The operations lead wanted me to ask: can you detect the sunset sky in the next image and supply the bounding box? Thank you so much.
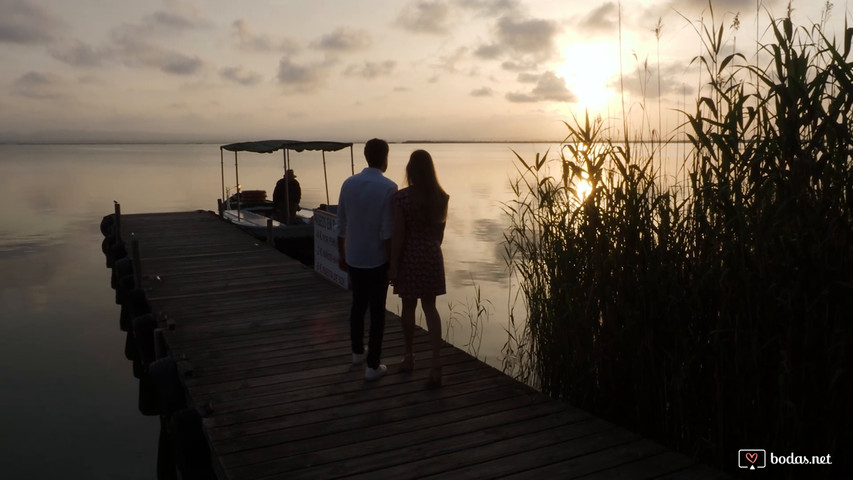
[0,0,847,142]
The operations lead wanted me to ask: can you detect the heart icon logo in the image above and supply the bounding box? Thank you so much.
[745,452,758,464]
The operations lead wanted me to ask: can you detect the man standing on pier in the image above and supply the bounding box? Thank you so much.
[335,138,398,381]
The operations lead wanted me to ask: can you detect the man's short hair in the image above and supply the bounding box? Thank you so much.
[364,138,389,168]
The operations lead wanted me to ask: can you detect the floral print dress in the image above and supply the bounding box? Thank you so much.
[392,187,446,298]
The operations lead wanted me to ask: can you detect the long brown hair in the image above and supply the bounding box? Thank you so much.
[405,149,449,224]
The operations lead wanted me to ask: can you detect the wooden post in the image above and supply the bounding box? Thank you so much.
[217,198,224,217]
[131,233,142,289]
[114,201,122,243]
[266,218,274,246]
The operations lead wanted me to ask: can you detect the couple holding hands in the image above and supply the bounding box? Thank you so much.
[335,138,449,388]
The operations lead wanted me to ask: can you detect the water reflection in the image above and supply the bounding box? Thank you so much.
[472,218,506,242]
[469,183,492,199]
[450,260,509,286]
[0,240,65,291]
[0,147,161,478]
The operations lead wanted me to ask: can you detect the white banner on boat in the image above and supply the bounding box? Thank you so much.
[313,209,349,289]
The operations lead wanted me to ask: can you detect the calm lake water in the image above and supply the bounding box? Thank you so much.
[0,141,564,478]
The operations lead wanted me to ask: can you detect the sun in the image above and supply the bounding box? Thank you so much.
[556,41,619,114]
[575,175,593,202]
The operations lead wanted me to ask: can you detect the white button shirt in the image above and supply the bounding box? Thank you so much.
[335,167,398,268]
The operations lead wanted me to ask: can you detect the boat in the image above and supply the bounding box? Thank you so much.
[217,140,354,266]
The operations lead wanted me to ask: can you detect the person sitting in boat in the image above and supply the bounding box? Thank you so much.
[273,169,301,223]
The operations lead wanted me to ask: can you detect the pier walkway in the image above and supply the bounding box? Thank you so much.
[118,209,728,479]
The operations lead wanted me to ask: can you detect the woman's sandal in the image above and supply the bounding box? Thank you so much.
[400,354,415,373]
[425,367,442,389]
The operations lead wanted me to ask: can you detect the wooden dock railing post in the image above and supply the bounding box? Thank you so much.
[267,218,274,246]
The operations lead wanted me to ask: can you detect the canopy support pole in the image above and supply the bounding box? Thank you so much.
[284,149,291,224]
[235,151,241,220]
[220,148,225,205]
[323,151,330,205]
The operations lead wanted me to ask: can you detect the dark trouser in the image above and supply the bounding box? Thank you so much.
[348,263,389,369]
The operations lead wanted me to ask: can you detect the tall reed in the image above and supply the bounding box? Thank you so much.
[504,11,852,477]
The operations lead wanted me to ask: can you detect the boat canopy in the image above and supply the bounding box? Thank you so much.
[221,140,353,154]
[220,139,355,213]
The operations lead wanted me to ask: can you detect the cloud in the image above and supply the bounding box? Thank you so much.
[500,59,537,72]
[48,39,112,67]
[13,71,65,99]
[277,57,327,92]
[505,92,538,103]
[626,0,765,34]
[0,0,65,45]
[110,0,207,41]
[457,0,520,17]
[673,0,762,11]
[144,0,208,32]
[573,2,618,34]
[49,2,208,75]
[220,66,264,86]
[76,74,104,85]
[110,30,203,75]
[495,16,561,60]
[617,60,696,99]
[435,46,469,73]
[49,27,203,74]
[473,43,503,59]
[506,71,575,103]
[517,72,539,83]
[396,0,452,34]
[474,14,562,69]
[470,86,493,97]
[533,72,576,101]
[343,60,396,79]
[160,52,203,75]
[314,27,371,52]
[44,2,208,72]
[232,19,299,53]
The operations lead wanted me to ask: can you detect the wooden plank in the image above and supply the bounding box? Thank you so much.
[226,399,578,478]
[116,210,728,480]
[571,450,700,479]
[654,463,735,479]
[217,387,551,458]
[209,383,530,444]
[286,418,624,480]
[493,439,667,479]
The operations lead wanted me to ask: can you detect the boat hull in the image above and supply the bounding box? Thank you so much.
[221,208,313,240]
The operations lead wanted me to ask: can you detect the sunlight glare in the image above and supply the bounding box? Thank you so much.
[575,173,593,202]
[557,42,617,114]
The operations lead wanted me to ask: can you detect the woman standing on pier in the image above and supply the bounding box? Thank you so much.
[389,149,449,388]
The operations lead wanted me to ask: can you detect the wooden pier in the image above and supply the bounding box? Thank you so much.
[117,209,729,479]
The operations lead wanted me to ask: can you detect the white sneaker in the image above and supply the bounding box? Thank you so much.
[352,348,367,365]
[364,364,387,381]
